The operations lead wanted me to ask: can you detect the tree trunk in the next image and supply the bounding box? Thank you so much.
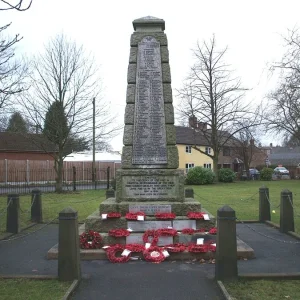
[55,157,64,193]
[213,156,219,182]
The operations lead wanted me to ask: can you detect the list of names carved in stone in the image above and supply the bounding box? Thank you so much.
[132,36,167,164]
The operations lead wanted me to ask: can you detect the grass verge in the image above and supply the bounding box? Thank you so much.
[0,190,105,234]
[0,278,71,300]
[192,180,300,233]
[224,279,300,300]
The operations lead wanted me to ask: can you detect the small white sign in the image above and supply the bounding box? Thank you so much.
[101,214,107,220]
[102,245,110,249]
[197,238,204,245]
[127,228,133,232]
[162,250,170,257]
[88,241,92,244]
[203,214,210,220]
[167,226,173,229]
[212,243,216,247]
[121,249,131,257]
[145,243,151,249]
[130,257,139,261]
[137,215,144,221]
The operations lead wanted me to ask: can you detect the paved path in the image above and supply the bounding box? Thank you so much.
[1,222,300,299]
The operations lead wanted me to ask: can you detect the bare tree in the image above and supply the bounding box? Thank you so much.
[0,23,27,127]
[266,28,300,144]
[177,36,259,180]
[0,0,32,11]
[231,120,263,174]
[21,34,121,192]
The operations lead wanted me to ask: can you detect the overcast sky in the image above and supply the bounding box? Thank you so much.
[2,0,300,150]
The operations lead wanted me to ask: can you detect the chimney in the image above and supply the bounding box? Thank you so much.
[197,122,207,130]
[188,116,197,128]
[270,143,273,148]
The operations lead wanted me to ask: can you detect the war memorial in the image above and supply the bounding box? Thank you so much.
[48,16,254,262]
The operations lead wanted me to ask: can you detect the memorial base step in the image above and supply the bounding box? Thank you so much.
[99,198,201,216]
[85,210,215,233]
[47,237,254,260]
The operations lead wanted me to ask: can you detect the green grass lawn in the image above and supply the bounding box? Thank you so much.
[1,181,300,234]
[224,279,300,300]
[0,278,71,300]
[0,190,105,234]
[192,180,300,233]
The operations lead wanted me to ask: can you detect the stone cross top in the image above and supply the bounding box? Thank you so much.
[116,16,184,203]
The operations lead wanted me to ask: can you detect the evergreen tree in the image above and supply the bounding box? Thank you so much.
[6,111,28,133]
[43,101,69,144]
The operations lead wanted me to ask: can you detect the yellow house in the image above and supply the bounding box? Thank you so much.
[176,126,214,173]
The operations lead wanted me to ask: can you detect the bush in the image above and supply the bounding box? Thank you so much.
[185,166,215,185]
[218,168,236,183]
[260,167,273,181]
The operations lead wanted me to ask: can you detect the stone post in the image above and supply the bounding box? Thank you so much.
[58,207,81,281]
[185,188,194,198]
[280,189,294,233]
[215,206,238,280]
[72,166,76,192]
[107,166,110,190]
[259,186,270,222]
[106,189,115,199]
[31,189,43,223]
[6,193,20,233]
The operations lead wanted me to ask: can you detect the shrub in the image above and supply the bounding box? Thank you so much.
[185,166,215,185]
[218,168,236,183]
[260,167,273,181]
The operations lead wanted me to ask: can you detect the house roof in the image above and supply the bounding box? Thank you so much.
[64,151,121,162]
[176,126,210,146]
[0,132,57,153]
[269,146,300,166]
[175,126,239,147]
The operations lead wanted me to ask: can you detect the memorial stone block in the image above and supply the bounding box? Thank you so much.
[127,220,172,231]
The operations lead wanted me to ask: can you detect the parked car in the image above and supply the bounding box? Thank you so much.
[274,167,289,175]
[249,168,260,180]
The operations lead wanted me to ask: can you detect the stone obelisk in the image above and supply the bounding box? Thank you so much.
[116,16,185,203]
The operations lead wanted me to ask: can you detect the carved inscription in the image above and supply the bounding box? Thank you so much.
[172,220,196,230]
[129,204,171,215]
[123,176,177,198]
[133,36,167,164]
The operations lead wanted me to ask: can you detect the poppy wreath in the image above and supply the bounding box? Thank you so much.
[142,229,159,246]
[80,230,102,249]
[187,244,208,253]
[107,212,122,218]
[143,246,166,263]
[126,243,145,253]
[156,228,178,237]
[187,212,204,219]
[164,243,186,253]
[109,228,131,237]
[207,243,216,252]
[125,212,146,220]
[106,244,131,263]
[181,228,195,235]
[209,227,217,235]
[155,212,176,220]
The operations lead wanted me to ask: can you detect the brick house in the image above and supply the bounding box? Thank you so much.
[0,132,57,161]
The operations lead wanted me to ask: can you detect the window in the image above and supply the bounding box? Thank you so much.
[205,147,211,154]
[186,145,192,153]
[223,147,230,156]
[204,163,212,169]
[185,163,194,173]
